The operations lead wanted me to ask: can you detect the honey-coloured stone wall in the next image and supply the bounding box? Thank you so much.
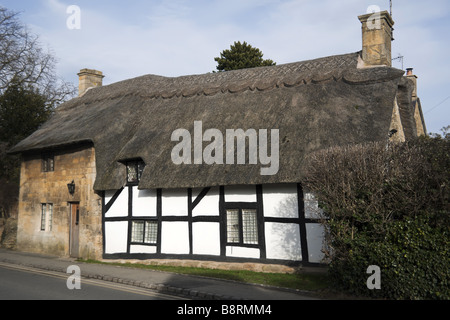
[16,144,103,260]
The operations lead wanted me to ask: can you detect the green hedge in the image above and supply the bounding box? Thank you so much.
[328,216,449,299]
[304,135,449,300]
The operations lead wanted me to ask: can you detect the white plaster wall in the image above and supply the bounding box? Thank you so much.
[130,245,157,254]
[192,187,220,216]
[226,246,260,258]
[104,190,115,205]
[105,189,128,218]
[262,184,298,218]
[192,222,220,256]
[161,221,189,254]
[304,190,324,219]
[103,184,326,263]
[104,221,128,254]
[306,223,325,263]
[162,189,188,216]
[265,222,302,261]
[224,185,257,202]
[133,187,157,217]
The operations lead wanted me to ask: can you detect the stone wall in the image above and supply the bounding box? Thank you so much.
[16,144,103,259]
[0,218,17,249]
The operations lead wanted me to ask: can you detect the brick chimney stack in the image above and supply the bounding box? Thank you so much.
[358,10,394,67]
[77,69,104,97]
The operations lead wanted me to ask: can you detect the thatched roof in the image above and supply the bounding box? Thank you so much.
[9,51,413,191]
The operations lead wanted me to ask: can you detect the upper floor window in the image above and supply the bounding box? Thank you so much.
[126,160,145,184]
[42,154,54,172]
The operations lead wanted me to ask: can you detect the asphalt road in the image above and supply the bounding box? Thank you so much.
[0,263,189,300]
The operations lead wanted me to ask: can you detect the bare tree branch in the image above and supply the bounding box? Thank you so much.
[0,6,76,108]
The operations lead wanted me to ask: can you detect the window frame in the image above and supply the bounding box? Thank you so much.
[130,219,158,245]
[40,203,46,231]
[225,207,259,247]
[42,154,54,172]
[40,203,53,232]
[126,160,145,185]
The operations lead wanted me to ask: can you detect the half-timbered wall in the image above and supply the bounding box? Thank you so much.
[103,183,324,265]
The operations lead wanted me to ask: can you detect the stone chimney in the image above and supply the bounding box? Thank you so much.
[405,68,426,136]
[358,10,394,67]
[77,69,104,97]
[405,68,418,98]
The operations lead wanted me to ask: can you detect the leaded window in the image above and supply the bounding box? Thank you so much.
[40,203,53,231]
[226,208,258,245]
[131,221,144,242]
[127,161,145,184]
[144,221,158,244]
[226,209,240,243]
[242,209,258,244]
[48,204,53,231]
[131,220,158,244]
[40,204,47,231]
[42,154,54,172]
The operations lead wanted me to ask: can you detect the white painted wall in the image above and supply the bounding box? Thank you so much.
[104,221,128,254]
[133,187,157,217]
[304,189,324,219]
[262,184,298,218]
[265,222,302,261]
[130,245,157,254]
[306,223,325,263]
[162,189,188,216]
[224,185,257,202]
[161,221,190,254]
[105,189,128,218]
[226,246,260,259]
[103,184,325,263]
[192,187,220,216]
[192,222,220,256]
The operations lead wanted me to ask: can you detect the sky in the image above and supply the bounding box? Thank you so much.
[1,0,449,134]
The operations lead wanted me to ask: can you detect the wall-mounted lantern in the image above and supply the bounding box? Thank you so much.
[67,180,75,196]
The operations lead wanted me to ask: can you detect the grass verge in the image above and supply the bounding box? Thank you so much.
[78,259,329,292]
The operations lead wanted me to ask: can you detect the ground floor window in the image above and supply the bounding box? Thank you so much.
[131,220,157,244]
[40,203,53,231]
[226,208,258,245]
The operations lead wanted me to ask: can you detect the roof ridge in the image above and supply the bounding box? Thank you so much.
[69,52,361,105]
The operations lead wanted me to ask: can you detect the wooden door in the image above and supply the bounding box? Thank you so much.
[69,203,80,258]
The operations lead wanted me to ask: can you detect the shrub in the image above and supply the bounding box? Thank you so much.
[303,136,449,299]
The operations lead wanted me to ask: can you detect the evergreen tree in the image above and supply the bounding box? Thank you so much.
[0,80,52,183]
[214,41,276,71]
[0,79,51,146]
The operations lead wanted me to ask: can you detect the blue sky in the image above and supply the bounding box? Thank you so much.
[1,0,449,134]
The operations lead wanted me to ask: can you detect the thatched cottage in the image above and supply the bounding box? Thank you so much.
[9,11,426,267]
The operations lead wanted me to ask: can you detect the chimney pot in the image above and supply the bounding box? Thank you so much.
[405,68,418,98]
[77,69,104,97]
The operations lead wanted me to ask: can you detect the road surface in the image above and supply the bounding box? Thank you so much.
[0,262,189,300]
